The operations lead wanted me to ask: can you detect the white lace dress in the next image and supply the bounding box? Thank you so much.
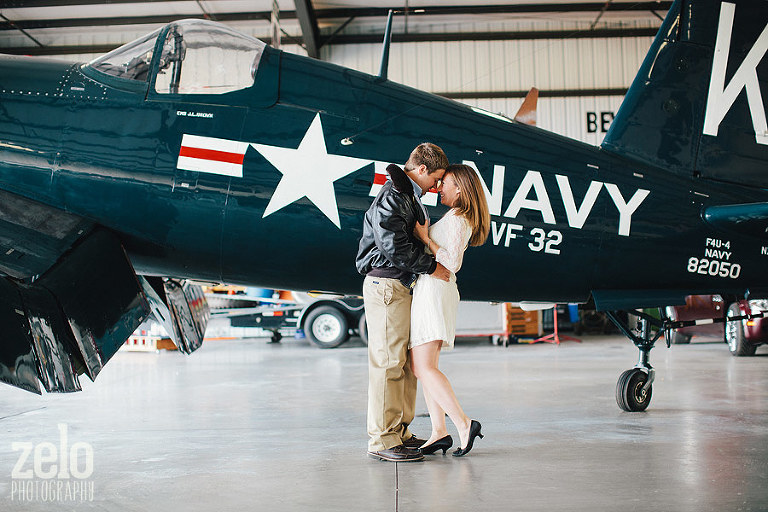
[410,210,472,350]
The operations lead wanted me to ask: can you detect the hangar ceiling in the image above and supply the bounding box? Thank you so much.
[0,1,670,57]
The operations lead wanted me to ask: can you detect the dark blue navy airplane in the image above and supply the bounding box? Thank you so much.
[1,0,766,410]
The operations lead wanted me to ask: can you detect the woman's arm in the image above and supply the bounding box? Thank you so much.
[429,213,472,274]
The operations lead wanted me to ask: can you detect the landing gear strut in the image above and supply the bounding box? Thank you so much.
[606,311,664,412]
[606,304,765,411]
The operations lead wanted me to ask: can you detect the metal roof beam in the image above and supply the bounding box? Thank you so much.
[0,1,672,14]
[2,43,116,55]
[0,26,659,56]
[0,11,43,45]
[0,12,273,31]
[0,3,672,31]
[314,2,672,18]
[322,27,660,45]
[293,0,320,58]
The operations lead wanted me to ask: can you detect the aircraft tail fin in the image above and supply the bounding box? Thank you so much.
[601,0,768,188]
[514,87,539,126]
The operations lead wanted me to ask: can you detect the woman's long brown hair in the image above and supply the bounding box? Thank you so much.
[445,164,490,246]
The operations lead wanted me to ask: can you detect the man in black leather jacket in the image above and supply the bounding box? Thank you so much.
[356,143,451,462]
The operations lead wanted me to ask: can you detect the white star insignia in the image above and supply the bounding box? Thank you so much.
[252,114,372,228]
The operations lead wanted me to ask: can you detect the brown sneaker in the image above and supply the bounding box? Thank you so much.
[367,444,424,462]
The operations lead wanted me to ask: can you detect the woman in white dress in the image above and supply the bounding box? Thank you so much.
[410,164,490,457]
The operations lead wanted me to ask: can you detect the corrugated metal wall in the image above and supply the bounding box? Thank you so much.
[1,17,656,145]
[319,19,655,145]
[468,95,627,147]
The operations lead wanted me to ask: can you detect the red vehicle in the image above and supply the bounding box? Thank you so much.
[725,300,768,356]
[665,295,768,356]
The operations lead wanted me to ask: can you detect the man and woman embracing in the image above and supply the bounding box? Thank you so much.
[356,143,490,462]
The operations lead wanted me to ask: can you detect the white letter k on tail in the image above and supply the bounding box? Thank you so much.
[703,2,768,145]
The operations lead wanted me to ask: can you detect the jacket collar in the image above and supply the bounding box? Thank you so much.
[386,164,415,195]
[387,163,426,224]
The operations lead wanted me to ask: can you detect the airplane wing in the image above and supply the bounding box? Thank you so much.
[0,189,92,280]
[0,189,208,394]
[0,189,95,393]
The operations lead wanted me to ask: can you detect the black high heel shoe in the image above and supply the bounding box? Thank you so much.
[420,435,453,455]
[452,420,483,457]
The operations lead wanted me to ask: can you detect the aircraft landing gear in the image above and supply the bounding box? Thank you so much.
[605,303,764,411]
[606,311,663,412]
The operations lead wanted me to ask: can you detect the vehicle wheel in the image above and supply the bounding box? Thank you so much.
[358,313,368,346]
[305,306,349,348]
[671,331,692,344]
[726,304,757,356]
[616,368,652,412]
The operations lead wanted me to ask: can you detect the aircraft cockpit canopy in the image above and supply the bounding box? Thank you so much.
[87,19,266,95]
[88,28,161,82]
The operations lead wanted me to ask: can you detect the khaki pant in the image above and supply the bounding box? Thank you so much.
[363,276,417,451]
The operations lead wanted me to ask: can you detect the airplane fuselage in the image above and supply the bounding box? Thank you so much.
[2,3,768,400]
[0,43,766,309]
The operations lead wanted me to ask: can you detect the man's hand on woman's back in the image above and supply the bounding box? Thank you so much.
[431,262,450,282]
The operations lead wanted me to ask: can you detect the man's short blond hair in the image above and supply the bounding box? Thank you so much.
[404,143,449,175]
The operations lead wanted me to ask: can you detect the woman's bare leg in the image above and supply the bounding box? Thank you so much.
[409,353,447,446]
[411,340,472,448]
[422,384,448,445]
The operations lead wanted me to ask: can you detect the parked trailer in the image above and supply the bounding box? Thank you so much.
[212,291,365,348]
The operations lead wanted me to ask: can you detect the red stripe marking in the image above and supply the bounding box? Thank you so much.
[179,146,245,165]
[372,173,436,193]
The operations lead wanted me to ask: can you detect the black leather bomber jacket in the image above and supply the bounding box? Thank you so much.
[355,164,437,290]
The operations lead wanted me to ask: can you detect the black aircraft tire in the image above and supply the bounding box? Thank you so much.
[616,368,652,412]
[726,304,757,357]
[305,306,349,348]
[358,313,368,346]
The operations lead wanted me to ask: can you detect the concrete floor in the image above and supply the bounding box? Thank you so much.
[1,334,767,511]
